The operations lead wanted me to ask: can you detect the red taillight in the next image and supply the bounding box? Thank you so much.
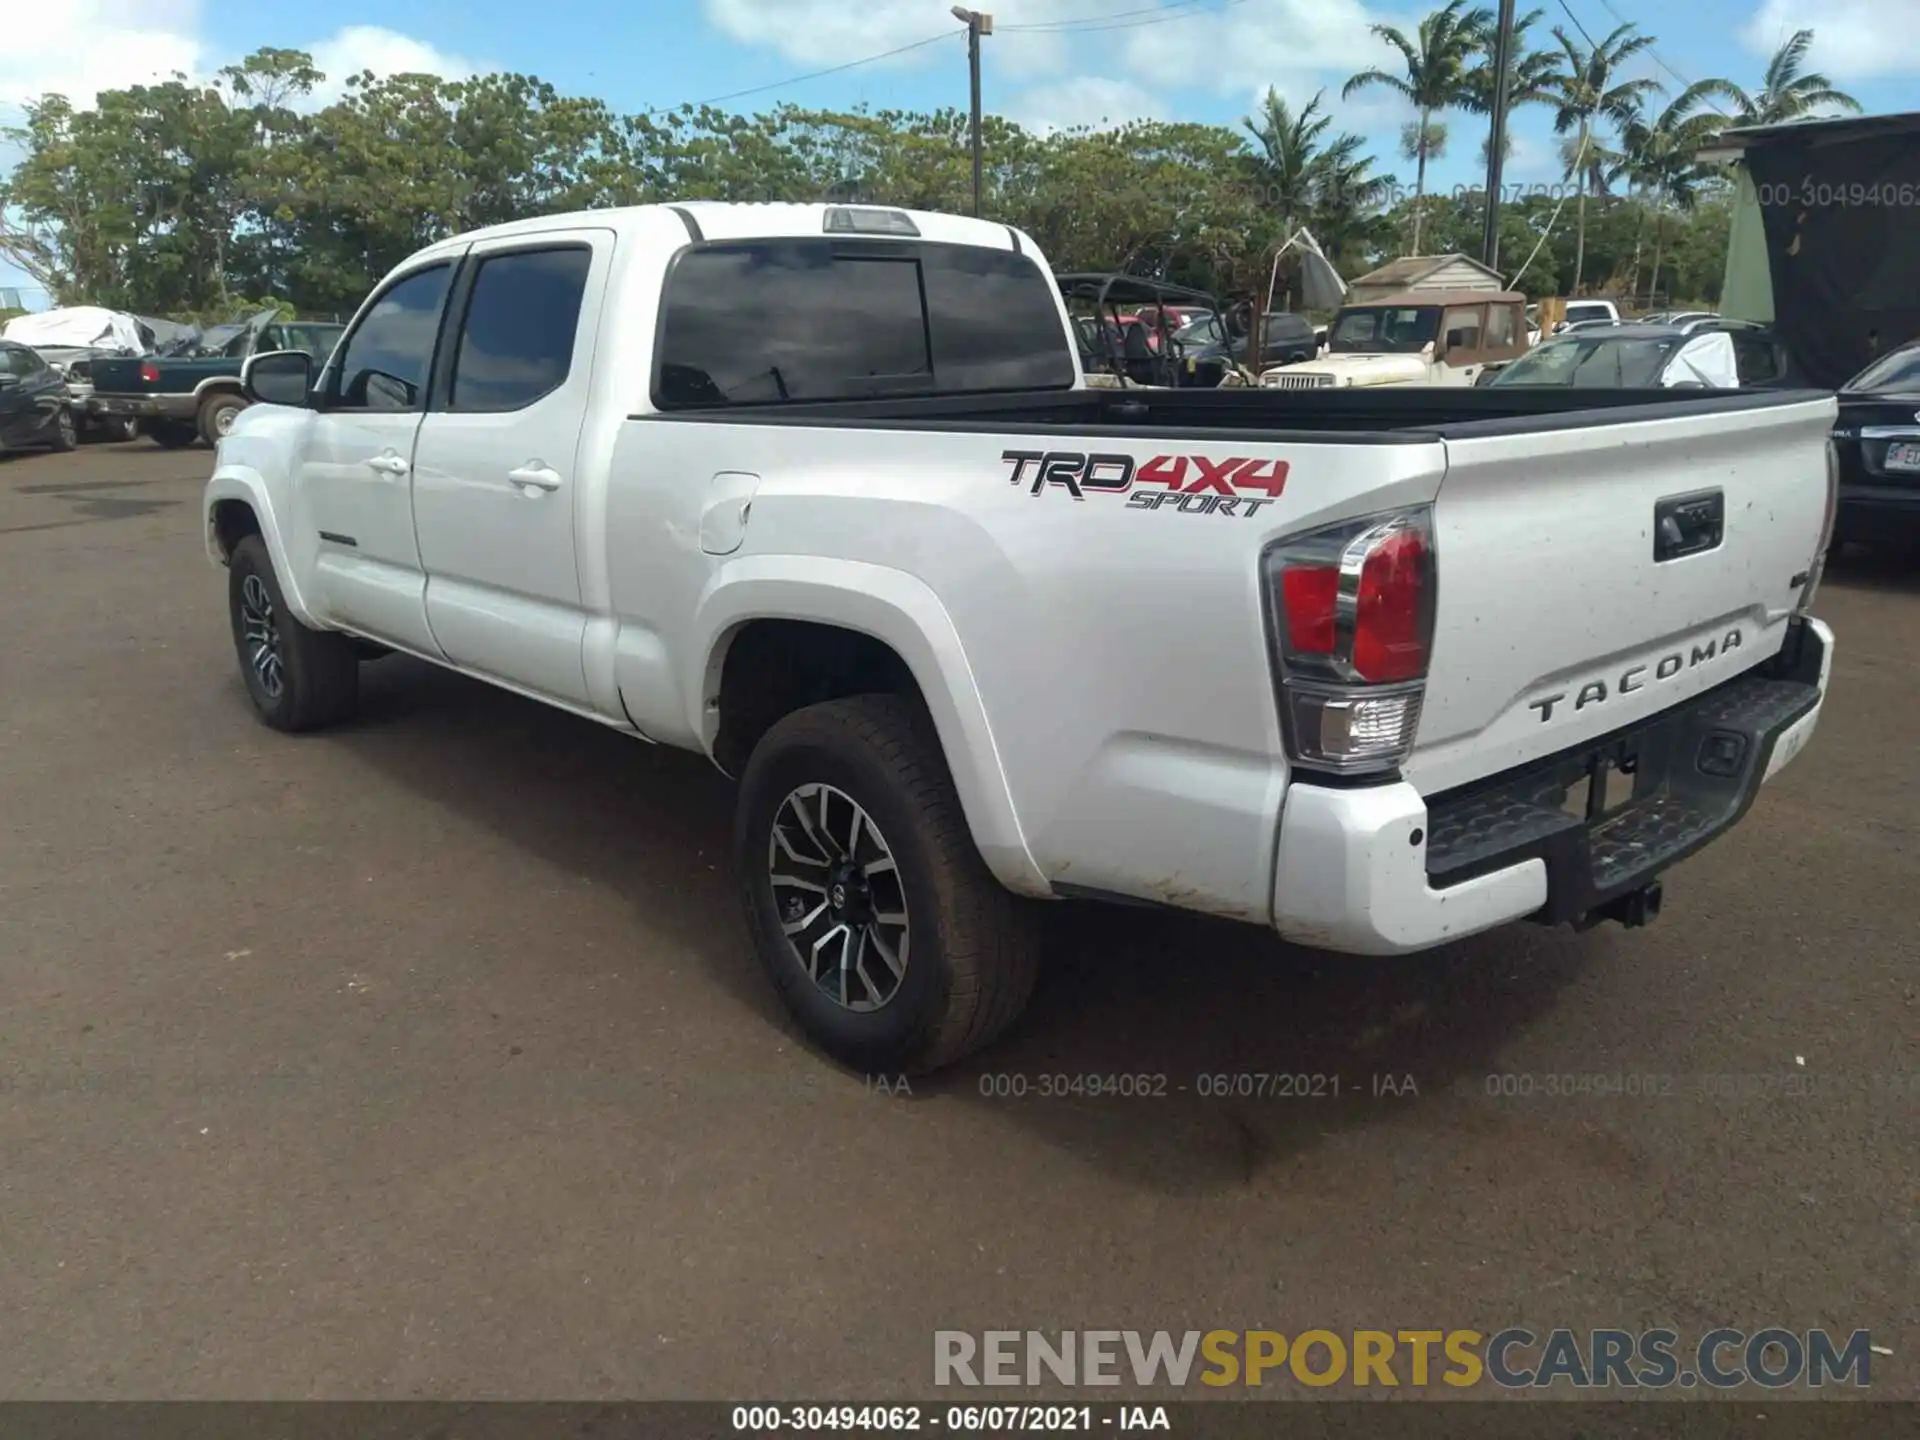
[1281,564,1338,654]
[1266,507,1436,775]
[139,361,160,384]
[1352,527,1431,682]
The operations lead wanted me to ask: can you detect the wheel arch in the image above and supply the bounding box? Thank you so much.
[192,375,248,402]
[203,468,319,626]
[693,557,1049,898]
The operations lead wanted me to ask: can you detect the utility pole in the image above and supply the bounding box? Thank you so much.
[951,7,992,216]
[1480,0,1517,273]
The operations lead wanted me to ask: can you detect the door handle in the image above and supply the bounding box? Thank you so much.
[364,453,409,476]
[508,464,563,493]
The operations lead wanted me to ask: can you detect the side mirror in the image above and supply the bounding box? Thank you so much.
[243,349,314,408]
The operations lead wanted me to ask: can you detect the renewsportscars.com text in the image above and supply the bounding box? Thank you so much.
[933,1328,1875,1390]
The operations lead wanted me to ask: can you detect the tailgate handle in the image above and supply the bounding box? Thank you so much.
[1654,490,1724,563]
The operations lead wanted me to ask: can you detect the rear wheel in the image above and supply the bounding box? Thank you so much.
[149,419,199,449]
[197,391,246,446]
[227,535,360,732]
[734,694,1040,1074]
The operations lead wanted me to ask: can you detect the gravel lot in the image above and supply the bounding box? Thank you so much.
[0,440,1913,1400]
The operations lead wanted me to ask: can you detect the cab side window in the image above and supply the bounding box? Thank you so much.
[1484,303,1517,350]
[329,264,454,411]
[1731,332,1783,386]
[1441,305,1485,362]
[448,247,592,411]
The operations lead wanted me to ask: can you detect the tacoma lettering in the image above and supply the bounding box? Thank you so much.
[1528,629,1745,722]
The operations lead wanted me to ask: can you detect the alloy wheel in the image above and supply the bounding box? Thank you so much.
[768,783,910,1012]
[239,573,285,699]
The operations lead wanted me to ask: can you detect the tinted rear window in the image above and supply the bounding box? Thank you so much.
[655,239,1073,408]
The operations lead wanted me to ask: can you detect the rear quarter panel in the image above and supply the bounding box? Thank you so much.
[606,416,1448,919]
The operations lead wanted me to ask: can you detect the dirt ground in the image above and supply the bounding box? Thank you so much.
[0,440,1912,1400]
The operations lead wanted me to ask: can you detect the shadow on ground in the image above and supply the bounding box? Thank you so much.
[324,655,1597,1195]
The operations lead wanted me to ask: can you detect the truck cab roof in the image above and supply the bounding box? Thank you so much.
[411,202,1030,261]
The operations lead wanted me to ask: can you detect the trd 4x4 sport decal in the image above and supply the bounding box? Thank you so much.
[1000,450,1288,519]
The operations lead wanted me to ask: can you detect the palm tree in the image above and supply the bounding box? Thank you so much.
[1243,89,1347,233]
[1706,29,1863,124]
[1621,83,1727,301]
[1550,21,1663,293]
[1243,89,1389,300]
[1343,0,1492,255]
[1467,8,1568,167]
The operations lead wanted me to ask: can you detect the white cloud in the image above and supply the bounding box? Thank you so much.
[0,0,205,110]
[0,6,478,117]
[1123,0,1387,106]
[301,26,483,107]
[1005,76,1167,135]
[1742,0,1920,81]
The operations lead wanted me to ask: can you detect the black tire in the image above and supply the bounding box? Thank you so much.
[149,419,199,449]
[227,535,360,732]
[49,406,77,452]
[197,391,247,446]
[735,694,1040,1074]
[87,414,140,444]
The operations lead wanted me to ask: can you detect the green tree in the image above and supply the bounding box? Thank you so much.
[1705,29,1862,125]
[1343,0,1492,255]
[1241,89,1389,295]
[1549,20,1662,294]
[1620,83,1726,302]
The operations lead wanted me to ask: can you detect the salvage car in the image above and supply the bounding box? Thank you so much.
[1485,321,1804,391]
[1830,337,1920,552]
[0,340,79,453]
[92,310,345,448]
[1,306,149,440]
[1259,290,1531,390]
[204,202,1838,1074]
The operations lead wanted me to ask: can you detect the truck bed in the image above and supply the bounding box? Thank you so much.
[643,383,1833,439]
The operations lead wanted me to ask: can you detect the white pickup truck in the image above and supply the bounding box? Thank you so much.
[205,202,1839,1073]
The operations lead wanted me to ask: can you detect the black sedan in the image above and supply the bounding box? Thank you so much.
[1831,340,1920,553]
[0,340,79,454]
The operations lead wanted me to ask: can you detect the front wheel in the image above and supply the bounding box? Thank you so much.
[734,694,1040,1074]
[227,535,360,731]
[50,406,77,452]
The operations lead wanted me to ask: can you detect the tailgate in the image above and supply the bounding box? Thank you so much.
[88,358,150,395]
[1408,395,1834,796]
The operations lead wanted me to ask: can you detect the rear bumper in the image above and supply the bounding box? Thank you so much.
[93,394,197,421]
[1271,616,1834,955]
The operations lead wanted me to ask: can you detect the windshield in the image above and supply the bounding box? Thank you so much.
[1491,334,1679,387]
[1847,345,1920,393]
[1328,306,1439,354]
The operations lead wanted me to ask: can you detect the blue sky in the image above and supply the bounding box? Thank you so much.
[4,0,1914,305]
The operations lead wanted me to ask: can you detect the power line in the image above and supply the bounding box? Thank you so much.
[1001,0,1251,34]
[643,31,959,115]
[1000,1,1205,32]
[1589,0,1733,117]
[1551,0,1602,54]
